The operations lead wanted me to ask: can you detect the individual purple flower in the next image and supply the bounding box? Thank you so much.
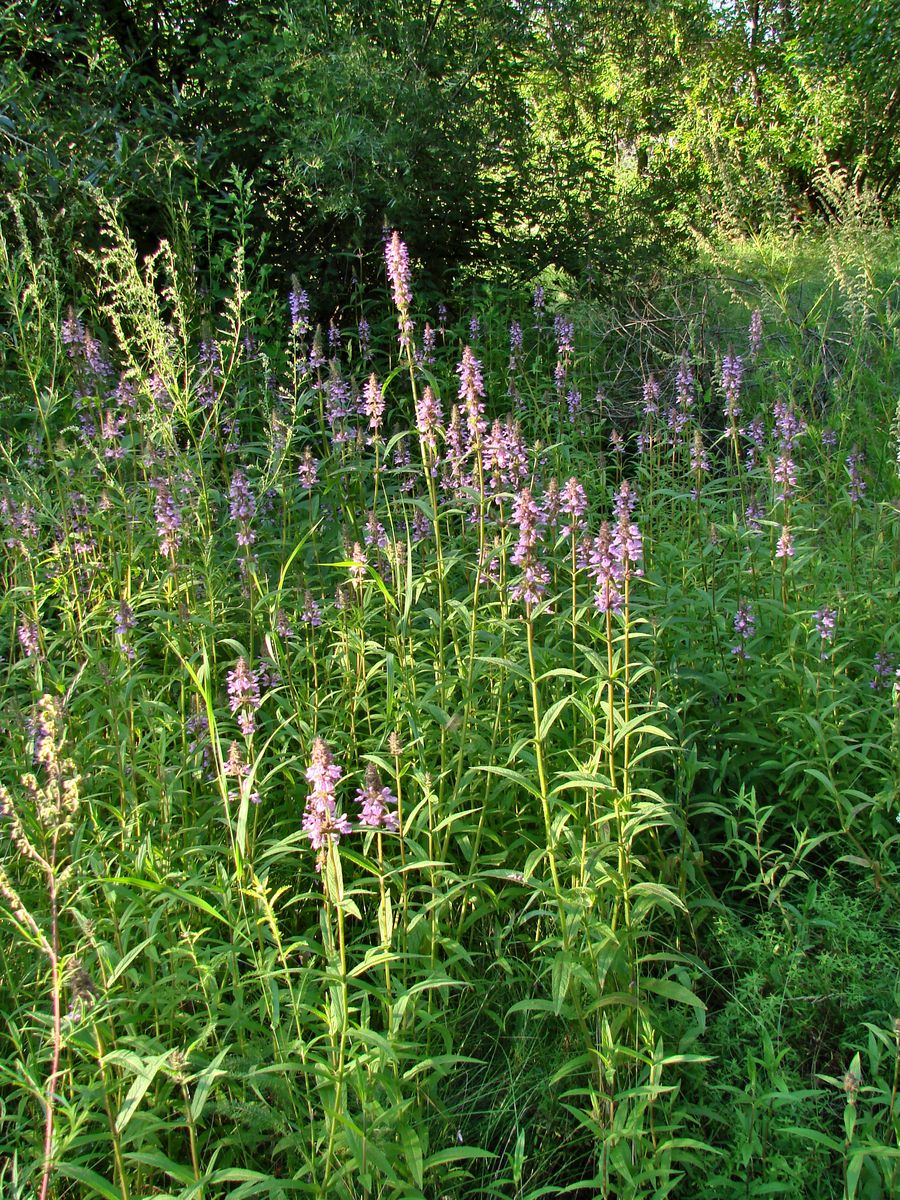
[610,429,625,456]
[385,231,414,350]
[775,523,794,558]
[356,763,399,831]
[227,657,261,738]
[721,352,743,421]
[822,427,837,451]
[298,447,319,490]
[303,737,350,866]
[437,302,448,333]
[468,314,480,343]
[18,619,40,658]
[229,470,257,547]
[749,309,763,358]
[732,602,756,659]
[328,319,341,356]
[566,389,581,423]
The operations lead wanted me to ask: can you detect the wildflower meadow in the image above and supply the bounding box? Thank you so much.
[0,196,898,1200]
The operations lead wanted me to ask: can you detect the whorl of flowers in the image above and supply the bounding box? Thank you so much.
[303,737,351,867]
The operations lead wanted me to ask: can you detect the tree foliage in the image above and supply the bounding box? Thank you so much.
[1,0,898,292]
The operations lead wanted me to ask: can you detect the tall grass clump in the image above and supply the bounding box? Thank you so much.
[0,199,898,1199]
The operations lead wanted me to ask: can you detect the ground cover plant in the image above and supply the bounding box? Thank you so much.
[0,201,898,1198]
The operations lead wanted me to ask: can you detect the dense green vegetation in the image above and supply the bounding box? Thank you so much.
[1,2,899,1197]
[3,2,900,289]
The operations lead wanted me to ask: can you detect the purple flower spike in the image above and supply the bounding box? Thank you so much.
[732,602,756,659]
[303,737,351,867]
[385,231,414,350]
[588,522,624,614]
[362,373,385,437]
[229,470,257,547]
[775,524,794,559]
[749,309,763,358]
[560,477,588,539]
[415,385,442,456]
[227,657,261,738]
[456,346,486,447]
[721,352,743,421]
[356,763,399,831]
